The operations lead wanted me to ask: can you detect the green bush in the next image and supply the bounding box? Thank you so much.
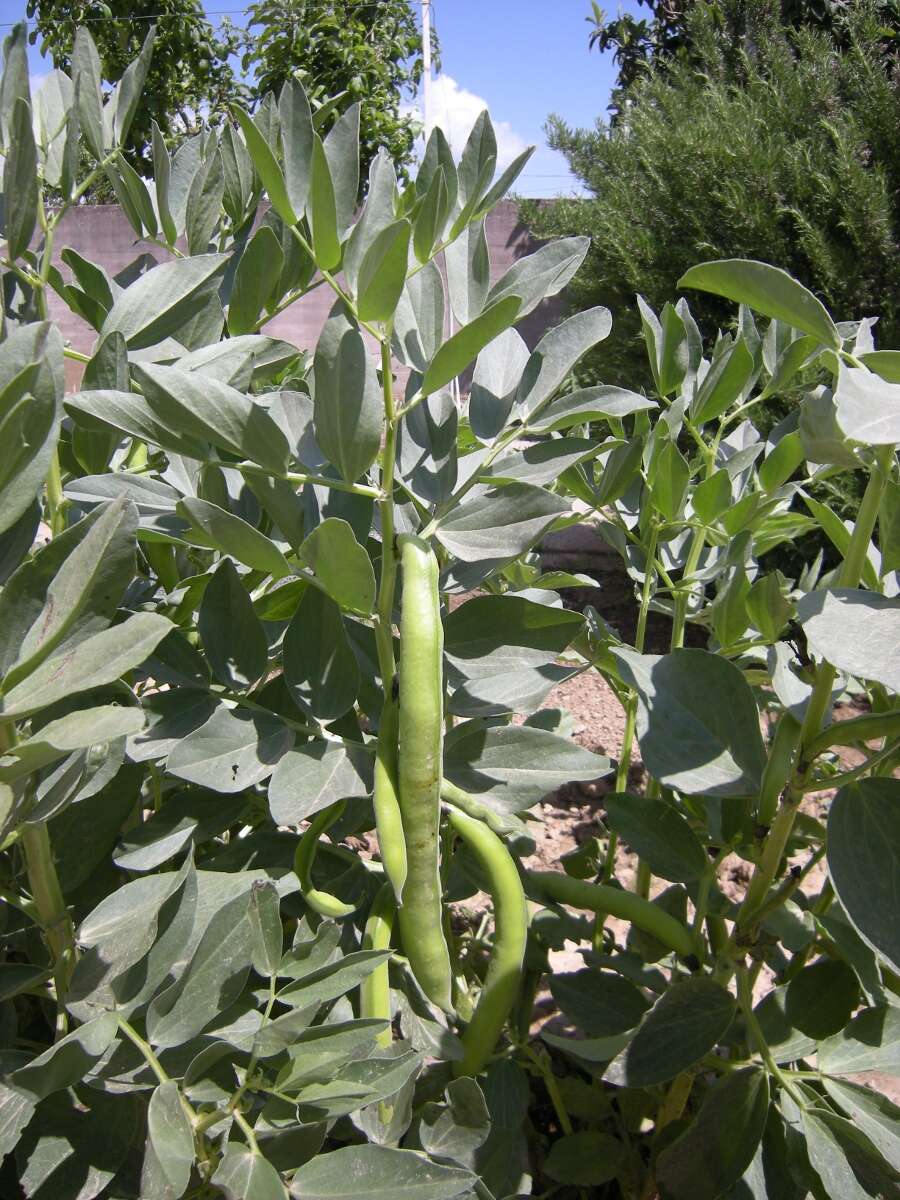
[0,20,898,1200]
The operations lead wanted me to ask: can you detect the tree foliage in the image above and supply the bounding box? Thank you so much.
[524,1,900,391]
[26,0,246,173]
[243,0,430,181]
[28,0,429,185]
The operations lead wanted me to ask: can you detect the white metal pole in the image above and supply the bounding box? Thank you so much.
[422,0,432,139]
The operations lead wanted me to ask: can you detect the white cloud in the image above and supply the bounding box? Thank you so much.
[403,74,528,169]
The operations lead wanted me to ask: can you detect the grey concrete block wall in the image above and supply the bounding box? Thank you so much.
[46,199,565,391]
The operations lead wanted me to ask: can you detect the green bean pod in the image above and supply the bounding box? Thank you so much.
[527,870,696,961]
[360,881,395,1048]
[373,695,407,902]
[294,799,356,919]
[395,534,453,1013]
[448,808,528,1077]
[757,712,802,827]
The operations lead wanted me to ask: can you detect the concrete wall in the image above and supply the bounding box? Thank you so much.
[47,200,563,390]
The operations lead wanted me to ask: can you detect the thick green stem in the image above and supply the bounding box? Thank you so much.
[21,823,75,1033]
[671,526,706,649]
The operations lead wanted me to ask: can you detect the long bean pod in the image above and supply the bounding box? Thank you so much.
[294,799,356,918]
[395,534,453,1012]
[448,808,528,1076]
[527,870,696,960]
[373,694,407,901]
[360,881,395,1048]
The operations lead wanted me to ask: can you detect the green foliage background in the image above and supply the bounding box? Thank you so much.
[523,0,900,391]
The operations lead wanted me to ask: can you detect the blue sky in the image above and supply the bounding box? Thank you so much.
[0,0,645,196]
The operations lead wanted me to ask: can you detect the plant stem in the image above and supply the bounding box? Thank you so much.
[737,966,805,1105]
[20,820,74,1037]
[521,1042,573,1136]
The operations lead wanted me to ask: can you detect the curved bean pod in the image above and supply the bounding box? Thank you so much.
[757,712,801,826]
[527,870,696,960]
[360,881,395,1049]
[448,808,528,1077]
[293,799,356,919]
[395,534,453,1012]
[373,694,407,902]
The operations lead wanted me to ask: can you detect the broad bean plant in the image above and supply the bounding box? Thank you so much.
[0,20,898,1200]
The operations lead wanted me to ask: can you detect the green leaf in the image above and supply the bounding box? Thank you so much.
[71,27,104,160]
[488,236,589,320]
[835,362,900,445]
[619,978,736,1087]
[198,557,269,689]
[277,950,391,1011]
[289,1144,475,1199]
[135,363,290,475]
[822,1079,900,1172]
[214,1144,287,1200]
[101,254,229,350]
[0,612,171,719]
[418,1077,490,1164]
[300,518,375,615]
[650,439,690,522]
[678,260,841,350]
[2,495,137,690]
[413,166,449,263]
[0,322,64,537]
[603,793,707,882]
[182,148,222,254]
[147,885,254,1049]
[444,592,581,716]
[268,741,372,826]
[527,385,656,433]
[421,297,522,397]
[445,220,490,326]
[544,1131,624,1187]
[692,469,732,525]
[435,482,569,564]
[550,969,649,1036]
[796,589,900,692]
[456,109,497,212]
[828,778,900,976]
[228,226,285,336]
[280,77,315,217]
[114,786,243,871]
[232,103,296,226]
[444,720,610,810]
[65,389,207,461]
[344,151,399,294]
[784,960,860,1040]
[322,103,360,239]
[17,1087,137,1200]
[656,1069,770,1200]
[356,219,411,324]
[517,307,614,417]
[469,328,530,441]
[692,337,754,424]
[0,705,143,782]
[284,587,359,721]
[308,134,340,270]
[248,880,283,978]
[11,1014,119,1100]
[4,97,38,260]
[146,1081,194,1199]
[613,648,767,797]
[818,1005,900,1076]
[179,498,291,579]
[393,261,444,373]
[800,1110,874,1200]
[800,495,879,591]
[166,706,292,794]
[313,310,382,483]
